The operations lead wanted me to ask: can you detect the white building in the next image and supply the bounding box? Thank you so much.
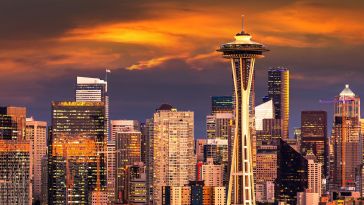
[151,104,195,205]
[213,187,226,205]
[306,153,322,195]
[255,99,274,131]
[26,117,47,203]
[106,142,116,203]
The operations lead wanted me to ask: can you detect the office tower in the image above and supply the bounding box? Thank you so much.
[256,119,282,145]
[190,181,204,205]
[91,191,108,205]
[125,162,147,204]
[75,76,109,140]
[217,18,268,205]
[41,156,48,204]
[150,104,195,204]
[305,153,322,195]
[255,99,274,131]
[255,145,277,203]
[275,139,308,205]
[201,158,224,187]
[301,111,327,177]
[331,84,361,190]
[267,67,290,139]
[49,101,106,204]
[106,142,116,203]
[206,113,233,140]
[0,140,31,204]
[204,139,229,186]
[26,117,47,203]
[0,106,26,140]
[140,123,148,164]
[110,120,139,142]
[195,139,207,162]
[211,96,233,114]
[115,130,141,203]
[145,118,154,204]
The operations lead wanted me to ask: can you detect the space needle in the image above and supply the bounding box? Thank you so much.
[217,16,269,205]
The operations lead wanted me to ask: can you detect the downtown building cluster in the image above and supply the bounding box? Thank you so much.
[1,23,364,205]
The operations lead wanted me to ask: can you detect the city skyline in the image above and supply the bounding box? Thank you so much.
[1,1,364,137]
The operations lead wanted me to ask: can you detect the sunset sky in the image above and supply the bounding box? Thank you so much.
[1,0,364,137]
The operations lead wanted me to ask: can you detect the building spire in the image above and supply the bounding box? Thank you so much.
[241,14,245,32]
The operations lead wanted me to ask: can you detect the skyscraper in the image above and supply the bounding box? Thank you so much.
[75,76,109,140]
[267,67,290,139]
[275,139,308,205]
[26,117,47,204]
[0,106,26,140]
[115,130,141,203]
[201,158,224,187]
[255,99,274,131]
[211,96,234,114]
[149,104,195,204]
[305,153,322,195]
[110,120,140,142]
[0,140,31,204]
[217,17,268,205]
[106,141,116,203]
[331,84,361,190]
[0,106,31,204]
[49,101,107,204]
[301,111,327,177]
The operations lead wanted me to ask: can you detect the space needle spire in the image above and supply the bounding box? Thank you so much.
[217,16,269,205]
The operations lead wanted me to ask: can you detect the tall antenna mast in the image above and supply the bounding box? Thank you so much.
[242,14,245,32]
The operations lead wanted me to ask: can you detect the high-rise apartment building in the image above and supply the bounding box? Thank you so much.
[26,117,47,203]
[195,139,207,162]
[275,139,308,205]
[306,153,322,195]
[267,67,290,139]
[331,84,361,190]
[149,104,195,204]
[75,76,109,140]
[115,130,141,203]
[201,158,224,187]
[49,101,106,204]
[301,111,327,177]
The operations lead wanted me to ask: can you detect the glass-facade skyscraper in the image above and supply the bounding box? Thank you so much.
[48,101,107,204]
[267,67,290,139]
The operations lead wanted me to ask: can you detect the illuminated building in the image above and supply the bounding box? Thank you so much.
[91,190,108,205]
[296,190,320,205]
[201,158,224,187]
[211,96,233,114]
[213,187,226,205]
[150,104,195,205]
[256,119,281,145]
[106,141,116,203]
[140,122,148,164]
[275,139,308,205]
[75,76,109,140]
[266,67,290,139]
[305,153,322,195]
[255,99,274,131]
[0,106,26,140]
[48,101,106,204]
[331,84,361,190]
[110,120,140,142]
[115,130,141,203]
[0,140,31,204]
[217,17,268,205]
[255,145,277,203]
[204,139,229,185]
[26,117,47,204]
[301,111,327,177]
[125,162,147,204]
[206,113,233,140]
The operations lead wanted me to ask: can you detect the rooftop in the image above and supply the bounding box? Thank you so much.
[339,84,355,97]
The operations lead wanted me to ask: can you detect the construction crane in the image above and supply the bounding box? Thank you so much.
[319,97,354,188]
